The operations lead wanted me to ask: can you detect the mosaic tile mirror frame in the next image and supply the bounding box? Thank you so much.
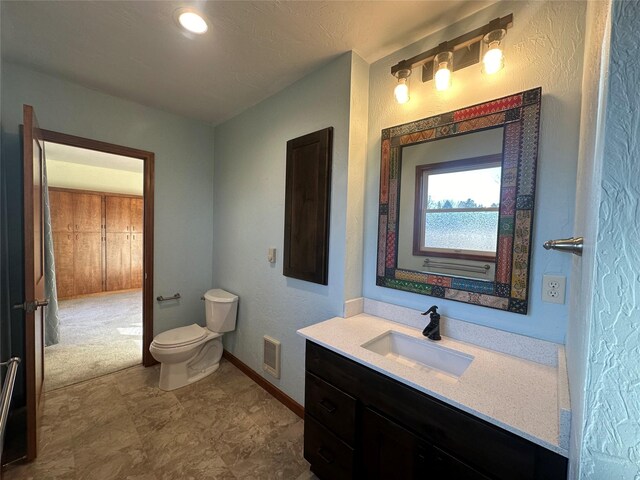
[376,88,542,314]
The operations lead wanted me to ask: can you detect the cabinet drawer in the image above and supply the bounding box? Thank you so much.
[305,372,356,444]
[304,414,355,480]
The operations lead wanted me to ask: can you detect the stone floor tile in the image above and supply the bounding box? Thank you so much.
[6,361,309,480]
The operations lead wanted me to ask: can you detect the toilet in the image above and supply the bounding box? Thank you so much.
[149,289,238,391]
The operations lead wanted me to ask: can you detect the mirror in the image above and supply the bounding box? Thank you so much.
[376,88,541,314]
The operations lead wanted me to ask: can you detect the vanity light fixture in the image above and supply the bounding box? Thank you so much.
[389,14,512,100]
[176,8,209,34]
[393,66,411,104]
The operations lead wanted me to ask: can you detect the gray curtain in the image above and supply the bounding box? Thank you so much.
[43,158,60,346]
[0,153,11,363]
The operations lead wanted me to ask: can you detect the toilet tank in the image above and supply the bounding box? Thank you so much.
[204,289,238,333]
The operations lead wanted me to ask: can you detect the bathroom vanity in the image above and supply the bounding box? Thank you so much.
[298,313,569,480]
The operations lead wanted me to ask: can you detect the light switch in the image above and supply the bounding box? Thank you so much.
[268,247,276,263]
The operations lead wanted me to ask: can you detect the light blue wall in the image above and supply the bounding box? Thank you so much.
[213,52,357,404]
[578,1,640,477]
[363,1,586,344]
[565,0,611,477]
[1,62,215,356]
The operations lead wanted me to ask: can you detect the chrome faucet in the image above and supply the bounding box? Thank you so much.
[421,305,441,341]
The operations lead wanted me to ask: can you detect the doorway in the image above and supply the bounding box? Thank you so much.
[41,129,155,392]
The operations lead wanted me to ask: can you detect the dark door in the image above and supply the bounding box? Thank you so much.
[362,407,492,480]
[21,104,47,460]
[362,407,429,479]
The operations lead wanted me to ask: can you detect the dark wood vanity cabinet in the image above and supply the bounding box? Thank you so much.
[304,341,568,480]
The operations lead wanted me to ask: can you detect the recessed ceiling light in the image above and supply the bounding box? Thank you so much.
[176,9,208,34]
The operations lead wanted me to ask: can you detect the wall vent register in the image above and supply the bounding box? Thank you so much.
[263,335,281,379]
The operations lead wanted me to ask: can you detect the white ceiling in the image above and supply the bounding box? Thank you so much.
[1,1,492,125]
[45,142,144,173]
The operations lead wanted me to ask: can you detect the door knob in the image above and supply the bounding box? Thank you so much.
[543,237,583,256]
[13,299,49,312]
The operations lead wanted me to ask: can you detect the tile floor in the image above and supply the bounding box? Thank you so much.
[5,359,318,480]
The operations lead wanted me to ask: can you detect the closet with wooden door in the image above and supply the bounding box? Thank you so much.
[49,188,144,299]
[105,196,144,291]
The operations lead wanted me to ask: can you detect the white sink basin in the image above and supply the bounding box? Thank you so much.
[362,331,474,378]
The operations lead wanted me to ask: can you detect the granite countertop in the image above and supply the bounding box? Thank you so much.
[298,313,568,457]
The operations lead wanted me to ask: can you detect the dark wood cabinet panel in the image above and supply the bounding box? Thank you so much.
[73,193,102,232]
[131,198,143,234]
[283,127,332,285]
[362,407,430,480]
[304,341,568,480]
[305,372,356,445]
[106,196,131,233]
[106,233,132,291]
[49,190,73,232]
[304,415,355,480]
[431,445,493,480]
[53,232,74,298]
[73,233,102,295]
[131,233,143,289]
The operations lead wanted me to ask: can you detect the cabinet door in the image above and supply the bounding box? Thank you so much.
[131,233,143,289]
[73,233,103,295]
[73,193,102,232]
[362,408,492,480]
[53,232,74,298]
[106,232,131,291]
[362,407,429,480]
[431,445,493,480]
[105,196,131,232]
[49,190,74,232]
[131,198,143,234]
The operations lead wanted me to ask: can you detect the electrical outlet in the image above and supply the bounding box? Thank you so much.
[542,275,566,304]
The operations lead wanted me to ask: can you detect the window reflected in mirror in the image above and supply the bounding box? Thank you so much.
[398,127,503,281]
[417,156,501,259]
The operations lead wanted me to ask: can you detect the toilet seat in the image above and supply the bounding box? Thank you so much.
[152,324,207,348]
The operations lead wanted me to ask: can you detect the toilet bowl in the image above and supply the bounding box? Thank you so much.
[149,289,238,391]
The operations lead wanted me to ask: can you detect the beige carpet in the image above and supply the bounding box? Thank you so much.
[45,290,142,391]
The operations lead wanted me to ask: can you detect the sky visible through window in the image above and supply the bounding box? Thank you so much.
[427,166,501,208]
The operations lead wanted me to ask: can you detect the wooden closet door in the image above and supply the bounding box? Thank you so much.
[131,233,143,289]
[131,198,143,234]
[106,196,131,232]
[53,232,74,298]
[73,232,102,295]
[49,190,73,232]
[106,232,131,291]
[73,193,102,232]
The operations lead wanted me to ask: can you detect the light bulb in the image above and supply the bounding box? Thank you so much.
[394,79,410,104]
[434,63,452,91]
[178,10,208,34]
[433,51,453,91]
[482,29,506,75]
[483,43,504,74]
